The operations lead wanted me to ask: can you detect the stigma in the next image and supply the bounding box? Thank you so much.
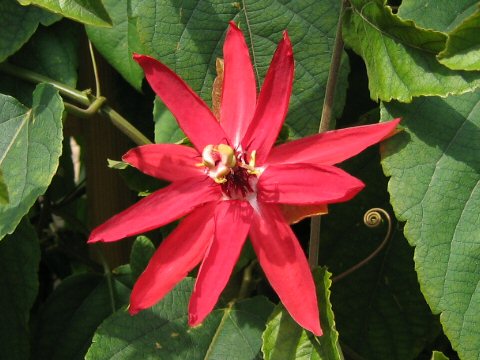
[199,144,260,199]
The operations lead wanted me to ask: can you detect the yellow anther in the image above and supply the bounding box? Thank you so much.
[217,144,236,167]
[201,144,216,168]
[214,177,228,184]
[249,150,257,168]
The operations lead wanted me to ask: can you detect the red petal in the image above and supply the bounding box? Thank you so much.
[129,202,216,314]
[88,177,221,243]
[189,200,252,325]
[242,32,294,164]
[220,22,257,147]
[258,164,364,205]
[249,203,322,335]
[134,54,228,151]
[266,119,401,166]
[123,144,202,182]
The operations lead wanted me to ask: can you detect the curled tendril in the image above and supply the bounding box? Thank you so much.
[332,208,393,283]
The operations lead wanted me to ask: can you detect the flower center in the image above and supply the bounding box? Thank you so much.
[199,144,260,199]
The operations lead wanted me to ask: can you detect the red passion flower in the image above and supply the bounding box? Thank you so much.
[88,21,400,336]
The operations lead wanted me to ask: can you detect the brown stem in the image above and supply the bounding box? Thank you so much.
[308,0,346,268]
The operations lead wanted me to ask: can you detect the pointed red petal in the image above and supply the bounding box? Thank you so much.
[134,54,228,151]
[220,22,257,147]
[249,203,322,335]
[189,200,252,325]
[242,31,294,164]
[129,202,216,314]
[266,119,401,166]
[123,144,202,182]
[258,164,364,205]
[88,177,221,243]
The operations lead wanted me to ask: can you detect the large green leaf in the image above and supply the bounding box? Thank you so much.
[17,0,112,27]
[134,0,348,138]
[86,278,274,359]
[321,145,439,360]
[0,0,58,61]
[381,91,480,360]
[438,9,480,71]
[398,0,480,72]
[0,84,64,240]
[0,219,40,360]
[262,267,342,360]
[342,0,480,102]
[397,0,478,32]
[31,273,130,360]
[86,0,145,90]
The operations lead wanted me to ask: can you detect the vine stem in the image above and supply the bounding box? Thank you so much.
[0,62,152,146]
[308,0,347,268]
[94,244,116,313]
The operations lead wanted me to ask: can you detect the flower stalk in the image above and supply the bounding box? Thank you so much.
[309,0,347,268]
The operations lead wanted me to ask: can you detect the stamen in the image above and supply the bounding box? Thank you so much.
[200,143,259,199]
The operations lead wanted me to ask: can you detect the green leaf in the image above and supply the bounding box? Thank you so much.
[17,0,112,27]
[86,278,274,359]
[397,0,478,32]
[0,218,40,360]
[262,267,342,360]
[86,0,145,90]
[0,84,64,240]
[0,169,8,204]
[342,0,480,102]
[31,273,130,360]
[438,9,480,71]
[431,351,449,360]
[397,0,480,72]
[0,21,79,106]
[135,0,348,138]
[381,91,480,360]
[130,235,155,280]
[0,0,57,61]
[321,143,439,360]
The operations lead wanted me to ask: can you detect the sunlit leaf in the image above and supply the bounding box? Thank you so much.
[0,84,63,240]
[17,0,112,27]
[381,91,480,360]
[86,0,145,90]
[397,0,478,32]
[343,0,480,102]
[321,145,439,360]
[398,0,480,72]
